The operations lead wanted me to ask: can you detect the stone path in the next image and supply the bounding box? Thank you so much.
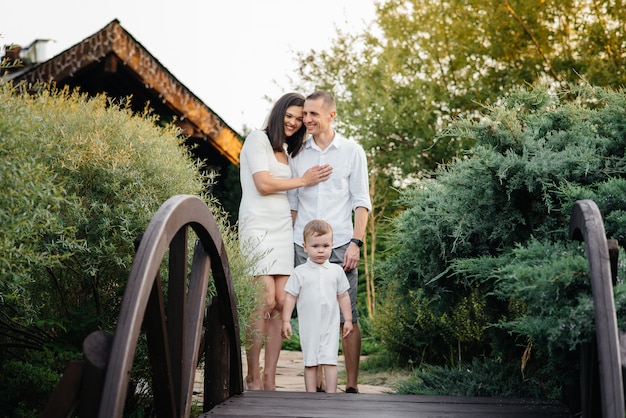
[194,349,392,405]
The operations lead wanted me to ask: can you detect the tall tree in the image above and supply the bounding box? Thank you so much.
[298,0,626,179]
[293,0,626,317]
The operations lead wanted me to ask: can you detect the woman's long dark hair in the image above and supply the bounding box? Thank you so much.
[264,92,307,157]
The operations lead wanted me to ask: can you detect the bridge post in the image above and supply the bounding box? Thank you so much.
[204,296,233,411]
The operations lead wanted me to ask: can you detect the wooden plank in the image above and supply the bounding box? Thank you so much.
[181,242,212,417]
[168,226,188,416]
[144,275,177,418]
[204,297,232,411]
[200,391,572,417]
[41,361,84,418]
[569,200,624,417]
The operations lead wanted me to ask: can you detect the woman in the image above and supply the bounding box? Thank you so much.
[238,92,332,390]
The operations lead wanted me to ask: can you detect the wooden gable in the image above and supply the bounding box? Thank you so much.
[8,19,242,167]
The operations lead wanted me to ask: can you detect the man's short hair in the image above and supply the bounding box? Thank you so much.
[306,90,336,111]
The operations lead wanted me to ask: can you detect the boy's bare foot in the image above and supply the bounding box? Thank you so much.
[245,375,263,391]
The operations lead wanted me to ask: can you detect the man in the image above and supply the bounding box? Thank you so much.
[288,90,371,394]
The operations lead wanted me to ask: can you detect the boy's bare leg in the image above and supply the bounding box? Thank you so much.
[316,366,326,391]
[323,365,338,393]
[304,366,319,392]
[342,322,361,391]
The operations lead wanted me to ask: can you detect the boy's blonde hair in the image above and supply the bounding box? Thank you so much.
[303,219,333,242]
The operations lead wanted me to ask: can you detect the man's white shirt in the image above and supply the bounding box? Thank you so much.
[288,133,372,248]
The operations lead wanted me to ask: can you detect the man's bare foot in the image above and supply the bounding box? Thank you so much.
[245,375,263,391]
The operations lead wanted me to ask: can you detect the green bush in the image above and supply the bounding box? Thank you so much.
[396,357,561,399]
[0,83,257,416]
[375,83,626,398]
[281,318,302,351]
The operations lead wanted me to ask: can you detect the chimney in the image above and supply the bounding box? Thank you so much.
[19,39,55,64]
[3,44,22,61]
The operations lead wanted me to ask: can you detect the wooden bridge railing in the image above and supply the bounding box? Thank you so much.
[40,196,626,417]
[569,199,625,418]
[42,194,243,417]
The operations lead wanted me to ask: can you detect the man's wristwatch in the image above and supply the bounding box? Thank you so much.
[350,238,363,248]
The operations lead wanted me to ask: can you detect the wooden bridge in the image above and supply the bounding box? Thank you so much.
[41,196,624,417]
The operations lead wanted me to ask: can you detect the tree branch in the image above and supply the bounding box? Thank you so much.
[504,1,560,82]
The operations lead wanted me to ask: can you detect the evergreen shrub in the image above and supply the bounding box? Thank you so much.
[374,83,626,398]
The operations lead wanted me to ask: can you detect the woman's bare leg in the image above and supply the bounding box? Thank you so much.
[245,315,264,390]
[262,275,288,391]
[245,275,274,390]
[262,315,281,390]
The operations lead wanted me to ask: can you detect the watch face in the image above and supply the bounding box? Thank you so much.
[351,238,363,247]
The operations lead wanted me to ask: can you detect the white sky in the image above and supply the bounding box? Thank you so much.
[1,0,377,134]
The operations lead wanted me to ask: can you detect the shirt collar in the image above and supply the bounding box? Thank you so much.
[306,258,331,269]
[305,132,344,151]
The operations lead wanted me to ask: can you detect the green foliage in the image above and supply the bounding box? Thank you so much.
[295,0,626,184]
[396,357,561,399]
[355,311,382,356]
[358,349,404,374]
[375,83,626,397]
[292,2,626,323]
[0,349,77,416]
[281,318,302,351]
[492,240,595,352]
[0,83,257,416]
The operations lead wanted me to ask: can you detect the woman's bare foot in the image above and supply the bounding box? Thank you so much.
[262,373,276,391]
[245,375,263,391]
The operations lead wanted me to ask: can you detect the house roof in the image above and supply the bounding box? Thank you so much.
[7,19,242,165]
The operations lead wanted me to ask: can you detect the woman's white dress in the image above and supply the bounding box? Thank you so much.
[238,130,294,276]
[284,259,350,367]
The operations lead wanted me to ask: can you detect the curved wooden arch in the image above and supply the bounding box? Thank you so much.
[569,199,624,418]
[98,194,243,417]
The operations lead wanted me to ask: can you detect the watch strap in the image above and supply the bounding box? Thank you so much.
[350,238,363,248]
